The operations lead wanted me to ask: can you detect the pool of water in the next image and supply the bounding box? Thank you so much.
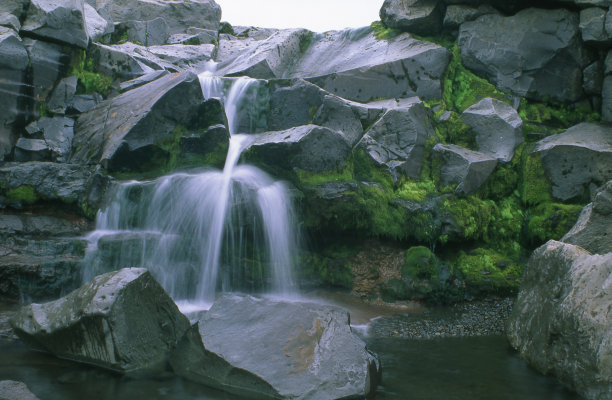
[0,334,582,400]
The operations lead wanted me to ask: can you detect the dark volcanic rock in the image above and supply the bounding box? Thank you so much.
[71,71,226,172]
[461,97,523,162]
[11,268,190,376]
[357,101,435,181]
[121,17,170,46]
[268,79,327,131]
[533,122,612,201]
[84,2,113,43]
[21,0,89,49]
[380,0,445,35]
[170,295,381,400]
[248,125,351,173]
[0,381,39,400]
[579,7,610,43]
[458,8,589,103]
[562,180,612,254]
[507,241,612,400]
[433,144,498,194]
[47,76,78,115]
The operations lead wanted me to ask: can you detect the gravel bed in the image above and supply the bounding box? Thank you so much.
[369,298,514,339]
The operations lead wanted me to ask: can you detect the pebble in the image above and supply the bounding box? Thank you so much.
[370,298,514,339]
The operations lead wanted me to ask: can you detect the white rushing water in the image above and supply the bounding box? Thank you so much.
[83,71,298,305]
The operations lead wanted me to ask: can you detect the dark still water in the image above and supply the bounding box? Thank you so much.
[0,335,582,400]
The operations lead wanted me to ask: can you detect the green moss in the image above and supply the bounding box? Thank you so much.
[442,44,510,113]
[441,196,495,242]
[299,31,314,53]
[71,50,113,97]
[402,246,438,279]
[520,148,552,206]
[526,203,583,246]
[454,248,522,295]
[370,21,401,41]
[434,111,476,149]
[39,102,51,117]
[518,99,600,133]
[396,179,436,202]
[297,166,353,186]
[6,186,38,205]
[300,244,357,289]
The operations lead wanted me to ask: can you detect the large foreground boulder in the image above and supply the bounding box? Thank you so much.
[458,8,588,103]
[171,295,381,400]
[10,268,190,376]
[507,241,612,400]
[562,180,612,254]
[532,122,612,201]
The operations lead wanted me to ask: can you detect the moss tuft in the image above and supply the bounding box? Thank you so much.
[526,203,583,246]
[71,50,113,97]
[6,186,39,205]
[403,246,438,279]
[370,21,401,41]
[454,248,522,296]
[520,148,552,207]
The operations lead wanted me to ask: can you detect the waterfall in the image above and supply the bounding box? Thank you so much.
[83,72,298,305]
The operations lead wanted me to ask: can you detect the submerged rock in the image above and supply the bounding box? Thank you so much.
[562,180,612,254]
[11,268,190,376]
[171,294,381,400]
[507,240,612,400]
[532,122,612,201]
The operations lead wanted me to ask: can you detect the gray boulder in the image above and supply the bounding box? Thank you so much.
[458,8,588,103]
[583,61,603,96]
[580,7,610,43]
[106,0,221,34]
[122,17,170,46]
[68,93,103,114]
[72,72,225,172]
[84,2,113,43]
[21,0,89,49]
[313,95,366,147]
[0,381,39,400]
[533,122,612,201]
[443,4,497,31]
[507,240,612,400]
[89,42,158,80]
[0,27,28,161]
[167,27,217,45]
[433,144,498,194]
[11,268,191,376]
[14,139,50,162]
[47,76,78,115]
[39,117,75,162]
[268,79,327,131]
[461,98,523,162]
[379,0,445,35]
[0,12,21,31]
[119,70,169,92]
[603,74,612,122]
[0,0,29,20]
[248,125,352,173]
[358,101,435,181]
[562,180,612,254]
[292,29,450,103]
[170,295,381,400]
[0,162,94,207]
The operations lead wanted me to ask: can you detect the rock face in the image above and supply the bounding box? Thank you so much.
[580,7,611,43]
[248,125,352,173]
[533,122,612,201]
[433,144,498,194]
[461,98,523,162]
[507,240,612,400]
[562,180,612,254]
[358,101,435,180]
[71,71,226,172]
[10,268,190,376]
[0,381,39,400]
[458,8,588,103]
[21,0,89,49]
[170,295,381,400]
[379,0,445,35]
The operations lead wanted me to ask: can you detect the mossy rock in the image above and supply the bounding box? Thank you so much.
[299,245,356,290]
[526,202,583,246]
[6,185,38,205]
[453,248,522,296]
[402,246,438,280]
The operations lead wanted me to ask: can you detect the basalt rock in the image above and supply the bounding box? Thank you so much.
[21,0,89,49]
[433,144,498,194]
[562,180,612,254]
[442,4,497,31]
[84,2,113,43]
[379,0,445,35]
[532,122,612,201]
[460,97,523,162]
[170,294,381,400]
[47,76,78,115]
[458,8,589,103]
[268,79,327,131]
[0,381,39,400]
[10,268,191,376]
[507,240,612,400]
[580,7,611,43]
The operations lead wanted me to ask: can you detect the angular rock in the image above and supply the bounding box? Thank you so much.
[293,29,451,103]
[119,70,169,92]
[0,0,29,20]
[167,27,217,45]
[67,93,103,114]
[268,79,327,131]
[248,125,352,173]
[0,27,28,161]
[180,124,229,159]
[461,97,523,162]
[14,139,50,162]
[458,8,588,103]
[562,180,612,254]
[0,12,21,31]
[106,0,221,34]
[583,60,603,96]
[25,39,69,116]
[443,4,497,31]
[507,240,612,400]
[47,76,78,115]
[379,0,445,35]
[72,71,225,172]
[433,144,498,194]
[607,7,612,37]
[358,101,435,180]
[84,2,113,43]
[580,7,610,43]
[313,95,366,147]
[0,162,94,207]
[40,117,75,162]
[170,295,381,400]
[533,122,612,201]
[11,268,190,376]
[122,17,170,46]
[603,75,612,122]
[21,0,89,49]
[0,381,39,400]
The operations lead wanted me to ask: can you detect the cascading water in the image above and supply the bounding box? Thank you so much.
[83,70,299,306]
